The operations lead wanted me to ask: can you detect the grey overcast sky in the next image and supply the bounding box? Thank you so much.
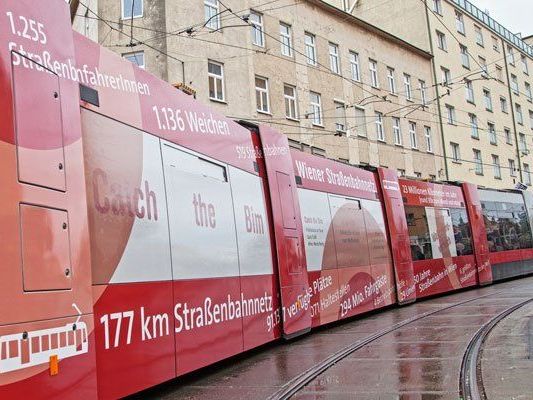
[470,0,532,37]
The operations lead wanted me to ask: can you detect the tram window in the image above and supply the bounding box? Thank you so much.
[482,201,533,252]
[163,144,227,182]
[405,206,433,261]
[450,208,473,256]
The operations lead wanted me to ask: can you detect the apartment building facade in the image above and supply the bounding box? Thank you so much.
[332,0,533,189]
[72,0,445,179]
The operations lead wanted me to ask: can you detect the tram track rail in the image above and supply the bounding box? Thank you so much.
[266,290,505,400]
[459,297,533,400]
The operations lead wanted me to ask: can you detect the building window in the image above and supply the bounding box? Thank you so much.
[122,51,145,69]
[470,114,479,138]
[479,56,488,77]
[516,103,524,125]
[255,76,270,113]
[409,121,417,149]
[473,149,483,175]
[375,112,384,141]
[436,30,447,50]
[492,155,501,179]
[392,117,402,145]
[492,36,500,52]
[369,59,379,88]
[509,159,517,177]
[507,45,515,65]
[460,45,470,68]
[415,172,422,178]
[250,12,264,47]
[349,51,360,81]
[279,23,293,57]
[522,55,529,75]
[419,80,427,105]
[441,67,451,85]
[483,89,493,111]
[387,67,396,94]
[305,32,317,66]
[451,142,460,162]
[505,128,512,144]
[354,106,367,137]
[525,82,532,102]
[335,101,347,134]
[404,74,412,100]
[329,43,340,74]
[204,0,220,30]
[433,0,442,14]
[496,65,503,81]
[122,0,143,19]
[446,104,456,125]
[500,96,508,113]
[474,25,484,46]
[511,74,519,94]
[465,79,475,103]
[455,11,465,34]
[519,160,531,184]
[208,60,225,102]
[488,122,497,144]
[311,147,326,158]
[424,126,433,153]
[309,92,322,126]
[520,133,527,152]
[284,84,298,120]
[530,111,533,130]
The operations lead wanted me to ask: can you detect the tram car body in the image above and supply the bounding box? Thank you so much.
[1,1,533,398]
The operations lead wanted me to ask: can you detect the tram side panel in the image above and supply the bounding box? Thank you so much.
[479,189,533,281]
[292,151,397,328]
[75,34,281,398]
[398,179,478,298]
[0,1,96,398]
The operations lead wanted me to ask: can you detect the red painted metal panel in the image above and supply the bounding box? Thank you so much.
[20,205,71,291]
[377,168,416,304]
[462,183,492,285]
[257,125,311,338]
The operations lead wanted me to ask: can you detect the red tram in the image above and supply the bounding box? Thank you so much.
[1,1,532,398]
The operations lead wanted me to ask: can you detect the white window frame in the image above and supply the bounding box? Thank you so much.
[437,30,447,51]
[250,12,265,47]
[208,60,225,102]
[419,80,427,105]
[204,0,220,30]
[441,67,451,86]
[511,74,519,94]
[310,91,322,126]
[473,149,483,175]
[522,55,529,75]
[122,51,145,69]
[525,164,532,185]
[369,59,379,88]
[500,96,508,113]
[488,122,497,144]
[505,128,512,144]
[484,89,493,111]
[375,112,384,141]
[492,155,501,179]
[279,22,293,57]
[474,25,484,46]
[404,73,412,100]
[349,51,360,81]
[455,11,465,34]
[283,84,298,120]
[460,45,470,68]
[409,121,418,149]
[354,106,367,137]
[329,43,340,74]
[122,0,143,19]
[446,104,456,125]
[334,101,347,133]
[451,142,461,162]
[387,67,396,94]
[465,80,474,103]
[509,159,517,177]
[470,114,479,138]
[507,45,515,65]
[433,0,442,14]
[424,126,433,153]
[392,117,402,145]
[305,32,317,66]
[525,82,532,102]
[516,103,524,125]
[255,76,270,114]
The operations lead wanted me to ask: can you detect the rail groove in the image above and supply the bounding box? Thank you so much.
[266,291,501,400]
[460,297,533,400]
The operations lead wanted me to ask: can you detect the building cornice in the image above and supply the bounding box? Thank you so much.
[305,0,434,60]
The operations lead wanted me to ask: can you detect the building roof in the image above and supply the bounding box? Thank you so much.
[447,0,533,58]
